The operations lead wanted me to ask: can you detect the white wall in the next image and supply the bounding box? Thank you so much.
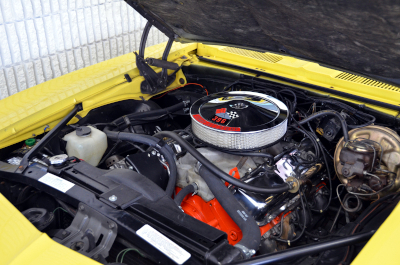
[0,0,168,99]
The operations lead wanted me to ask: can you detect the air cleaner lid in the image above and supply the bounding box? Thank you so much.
[190,91,288,133]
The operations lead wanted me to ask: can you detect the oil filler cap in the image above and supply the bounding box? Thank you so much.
[76,126,91,137]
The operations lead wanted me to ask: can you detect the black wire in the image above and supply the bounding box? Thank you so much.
[304,230,343,239]
[288,112,320,161]
[312,99,376,129]
[277,89,297,114]
[43,147,55,156]
[290,123,320,161]
[223,80,240,91]
[126,142,146,152]
[274,209,288,239]
[314,139,333,213]
[98,140,121,166]
[319,141,334,160]
[291,112,333,213]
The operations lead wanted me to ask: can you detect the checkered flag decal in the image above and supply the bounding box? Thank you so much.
[228,111,239,119]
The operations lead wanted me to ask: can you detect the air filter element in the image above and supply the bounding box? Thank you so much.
[190,91,288,150]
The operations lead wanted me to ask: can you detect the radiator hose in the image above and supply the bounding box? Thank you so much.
[104,130,177,197]
[199,166,260,258]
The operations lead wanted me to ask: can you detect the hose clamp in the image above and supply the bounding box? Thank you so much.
[191,182,199,196]
[234,244,256,259]
[195,162,202,174]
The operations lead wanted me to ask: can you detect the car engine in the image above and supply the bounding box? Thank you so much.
[1,77,399,265]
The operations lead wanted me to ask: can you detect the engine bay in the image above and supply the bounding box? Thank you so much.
[1,70,399,265]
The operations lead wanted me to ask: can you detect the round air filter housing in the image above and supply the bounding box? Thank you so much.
[190,91,288,150]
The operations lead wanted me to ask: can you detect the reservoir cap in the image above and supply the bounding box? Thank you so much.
[76,126,92,137]
[25,138,36,146]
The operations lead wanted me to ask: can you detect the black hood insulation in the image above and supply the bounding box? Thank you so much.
[125,0,400,86]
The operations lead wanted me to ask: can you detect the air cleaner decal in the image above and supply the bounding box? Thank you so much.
[212,115,227,124]
[228,111,239,119]
[193,114,241,131]
[214,108,239,125]
[215,108,227,114]
[215,108,230,121]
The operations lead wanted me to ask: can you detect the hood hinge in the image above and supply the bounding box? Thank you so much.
[135,22,180,95]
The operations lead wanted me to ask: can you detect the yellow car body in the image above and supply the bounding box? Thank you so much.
[0,42,399,264]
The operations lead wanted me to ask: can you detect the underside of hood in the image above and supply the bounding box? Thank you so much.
[126,0,400,86]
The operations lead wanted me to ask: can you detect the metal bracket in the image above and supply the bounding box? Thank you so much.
[53,203,117,262]
[136,22,178,95]
[16,103,83,173]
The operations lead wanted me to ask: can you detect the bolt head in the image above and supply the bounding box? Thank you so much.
[109,195,117,202]
[79,205,85,211]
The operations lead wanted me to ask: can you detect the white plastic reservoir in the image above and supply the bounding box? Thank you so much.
[62,126,108,166]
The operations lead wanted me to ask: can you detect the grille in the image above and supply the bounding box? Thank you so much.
[335,72,400,92]
[221,47,283,63]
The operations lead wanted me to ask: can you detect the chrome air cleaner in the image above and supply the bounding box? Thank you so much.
[190,91,288,150]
